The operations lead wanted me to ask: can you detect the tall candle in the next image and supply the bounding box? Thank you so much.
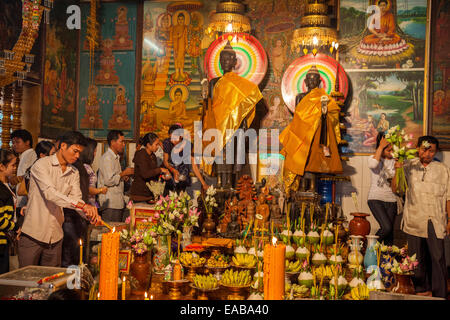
[144,291,149,300]
[263,237,286,300]
[122,276,126,300]
[99,228,120,300]
[79,239,83,265]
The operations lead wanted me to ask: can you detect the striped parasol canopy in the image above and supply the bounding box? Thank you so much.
[204,33,268,85]
[281,53,349,112]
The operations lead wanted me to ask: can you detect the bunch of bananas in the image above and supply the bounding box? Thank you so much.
[206,253,229,268]
[232,254,257,268]
[285,260,302,272]
[289,284,309,297]
[179,252,206,267]
[221,269,252,287]
[314,265,334,279]
[350,284,370,300]
[192,274,218,290]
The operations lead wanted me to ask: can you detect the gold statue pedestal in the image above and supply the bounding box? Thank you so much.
[165,279,189,300]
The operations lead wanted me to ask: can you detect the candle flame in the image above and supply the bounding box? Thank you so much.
[150,295,154,300]
[123,276,126,282]
[79,239,82,246]
[97,292,100,298]
[145,292,148,298]
[272,237,277,246]
[112,227,116,233]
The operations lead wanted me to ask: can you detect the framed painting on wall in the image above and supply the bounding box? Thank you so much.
[77,1,141,140]
[41,0,79,138]
[427,0,450,150]
[339,0,429,154]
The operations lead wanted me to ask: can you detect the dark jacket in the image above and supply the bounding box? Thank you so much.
[130,149,161,200]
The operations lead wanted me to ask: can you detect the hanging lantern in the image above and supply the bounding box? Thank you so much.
[207,0,251,37]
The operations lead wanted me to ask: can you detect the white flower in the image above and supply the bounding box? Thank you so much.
[393,145,399,153]
[385,133,391,139]
[401,129,405,135]
[404,135,410,142]
[421,141,431,148]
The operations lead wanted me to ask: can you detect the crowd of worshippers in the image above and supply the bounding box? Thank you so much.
[0,126,448,299]
[0,125,210,273]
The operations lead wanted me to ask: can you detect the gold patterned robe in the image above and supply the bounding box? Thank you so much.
[279,87,343,192]
[202,72,263,175]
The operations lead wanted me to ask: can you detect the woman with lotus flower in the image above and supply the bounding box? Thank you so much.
[367,132,397,245]
[391,135,450,298]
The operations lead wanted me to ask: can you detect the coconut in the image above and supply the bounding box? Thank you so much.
[328,254,343,265]
[306,231,320,244]
[285,245,295,260]
[349,277,366,288]
[323,229,334,245]
[292,230,305,243]
[298,271,314,288]
[247,247,256,256]
[295,246,310,260]
[248,292,264,300]
[281,230,292,243]
[257,250,264,261]
[330,275,348,292]
[311,252,327,266]
[234,245,247,255]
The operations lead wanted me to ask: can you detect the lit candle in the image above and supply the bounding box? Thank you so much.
[263,237,285,300]
[144,291,149,300]
[97,292,100,300]
[79,239,83,266]
[121,276,126,300]
[99,227,120,300]
[150,294,154,300]
[177,232,181,258]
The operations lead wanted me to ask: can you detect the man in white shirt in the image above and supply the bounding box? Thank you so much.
[18,131,100,267]
[98,130,134,222]
[11,129,37,225]
[393,136,450,298]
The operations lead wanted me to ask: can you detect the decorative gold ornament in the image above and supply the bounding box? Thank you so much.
[291,0,337,56]
[0,0,53,88]
[206,0,251,37]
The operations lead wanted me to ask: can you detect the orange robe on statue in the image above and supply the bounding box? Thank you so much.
[363,12,401,45]
[279,87,343,178]
[202,72,263,175]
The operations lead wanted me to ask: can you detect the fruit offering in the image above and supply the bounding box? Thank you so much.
[232,253,257,268]
[179,252,206,267]
[314,265,334,280]
[286,283,309,298]
[206,252,229,268]
[350,284,369,300]
[221,269,252,287]
[285,260,302,273]
[192,274,219,290]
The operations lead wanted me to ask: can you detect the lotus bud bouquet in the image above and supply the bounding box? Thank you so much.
[202,186,218,215]
[385,125,417,194]
[153,191,198,236]
[390,254,418,275]
[120,229,155,256]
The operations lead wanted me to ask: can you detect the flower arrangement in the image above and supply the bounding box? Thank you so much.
[120,229,155,256]
[153,191,199,236]
[385,125,417,194]
[202,185,218,214]
[146,180,166,199]
[390,254,418,275]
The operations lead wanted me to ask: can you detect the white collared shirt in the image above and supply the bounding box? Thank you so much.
[16,148,37,207]
[97,148,125,210]
[21,154,84,244]
[402,158,450,239]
